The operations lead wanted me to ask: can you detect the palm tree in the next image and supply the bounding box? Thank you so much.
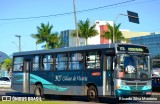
[2,58,12,74]
[48,33,64,49]
[102,23,125,43]
[31,23,62,49]
[72,19,98,45]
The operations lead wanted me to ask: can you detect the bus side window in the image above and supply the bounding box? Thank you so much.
[32,55,40,71]
[85,51,101,70]
[13,57,24,71]
[69,53,83,70]
[56,53,68,70]
[42,54,53,71]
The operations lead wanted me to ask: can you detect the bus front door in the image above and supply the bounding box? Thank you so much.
[103,55,114,96]
[23,58,31,93]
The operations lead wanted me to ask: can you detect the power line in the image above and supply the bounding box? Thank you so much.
[0,0,135,21]
[0,0,157,22]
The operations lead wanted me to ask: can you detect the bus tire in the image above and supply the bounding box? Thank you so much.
[87,85,98,102]
[34,84,44,97]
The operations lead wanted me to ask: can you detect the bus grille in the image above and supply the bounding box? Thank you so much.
[125,82,147,86]
[125,82,136,85]
[137,83,147,85]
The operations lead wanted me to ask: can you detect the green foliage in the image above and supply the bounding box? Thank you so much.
[72,18,98,45]
[0,63,3,70]
[31,23,63,49]
[2,58,12,73]
[102,23,126,43]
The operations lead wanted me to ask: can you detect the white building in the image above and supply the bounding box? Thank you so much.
[87,20,113,45]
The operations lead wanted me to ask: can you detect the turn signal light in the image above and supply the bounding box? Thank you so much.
[116,86,120,89]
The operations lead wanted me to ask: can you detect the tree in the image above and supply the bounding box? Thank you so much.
[42,33,64,49]
[102,23,125,43]
[72,19,98,45]
[49,33,64,48]
[2,58,12,73]
[0,62,3,70]
[31,23,63,49]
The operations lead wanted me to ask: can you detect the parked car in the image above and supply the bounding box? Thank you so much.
[0,76,11,88]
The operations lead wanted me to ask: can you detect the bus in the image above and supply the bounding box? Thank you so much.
[12,43,152,101]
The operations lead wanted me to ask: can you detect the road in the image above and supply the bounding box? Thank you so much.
[0,88,160,103]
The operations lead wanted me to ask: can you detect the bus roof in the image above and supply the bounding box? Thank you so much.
[13,43,147,56]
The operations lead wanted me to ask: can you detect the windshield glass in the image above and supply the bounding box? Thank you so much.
[116,53,151,79]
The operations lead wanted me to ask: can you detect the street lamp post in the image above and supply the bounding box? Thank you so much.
[12,42,18,49]
[15,35,21,52]
[112,12,139,43]
[73,0,79,46]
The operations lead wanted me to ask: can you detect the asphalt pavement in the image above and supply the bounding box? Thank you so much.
[0,88,160,103]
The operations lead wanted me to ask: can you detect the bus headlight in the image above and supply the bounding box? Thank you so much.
[116,80,125,89]
[142,85,151,90]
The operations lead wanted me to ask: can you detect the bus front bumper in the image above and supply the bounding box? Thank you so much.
[116,89,152,97]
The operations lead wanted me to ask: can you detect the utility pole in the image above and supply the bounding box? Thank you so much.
[15,35,21,52]
[73,0,79,46]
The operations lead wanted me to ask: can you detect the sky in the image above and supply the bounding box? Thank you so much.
[0,0,160,56]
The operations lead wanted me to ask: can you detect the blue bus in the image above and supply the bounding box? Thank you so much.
[12,43,152,101]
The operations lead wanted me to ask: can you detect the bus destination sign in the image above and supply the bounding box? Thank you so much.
[117,45,149,53]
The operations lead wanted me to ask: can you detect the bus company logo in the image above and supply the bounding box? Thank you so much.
[55,75,62,81]
[2,96,11,101]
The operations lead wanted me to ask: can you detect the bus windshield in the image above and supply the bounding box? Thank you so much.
[116,53,151,79]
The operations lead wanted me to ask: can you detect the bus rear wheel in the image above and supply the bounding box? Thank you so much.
[34,84,44,97]
[87,85,98,102]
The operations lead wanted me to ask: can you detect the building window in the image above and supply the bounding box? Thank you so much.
[13,57,23,71]
[42,54,53,71]
[56,53,68,70]
[33,55,40,71]
[85,51,101,69]
[69,53,83,70]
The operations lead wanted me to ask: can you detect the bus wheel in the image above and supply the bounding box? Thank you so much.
[34,84,44,97]
[87,85,98,102]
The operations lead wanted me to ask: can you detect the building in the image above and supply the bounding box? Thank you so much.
[61,30,85,47]
[61,21,113,47]
[121,30,151,39]
[87,20,113,45]
[88,20,151,45]
[130,33,160,57]
[61,20,152,47]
